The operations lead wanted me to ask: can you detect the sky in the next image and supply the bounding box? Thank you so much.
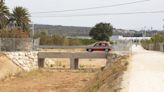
[5,0,164,30]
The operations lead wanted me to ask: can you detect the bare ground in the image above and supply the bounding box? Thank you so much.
[0,69,95,92]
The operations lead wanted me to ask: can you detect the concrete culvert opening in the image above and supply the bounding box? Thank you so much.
[44,58,107,70]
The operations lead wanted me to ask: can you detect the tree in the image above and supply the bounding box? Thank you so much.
[12,7,30,31]
[141,32,164,50]
[0,0,5,3]
[0,2,9,29]
[89,22,113,41]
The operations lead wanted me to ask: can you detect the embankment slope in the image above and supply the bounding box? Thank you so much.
[0,53,22,80]
[84,55,129,92]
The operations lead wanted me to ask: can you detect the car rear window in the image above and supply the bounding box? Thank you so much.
[94,43,108,47]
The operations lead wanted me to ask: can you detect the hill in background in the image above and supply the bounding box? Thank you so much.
[32,24,90,36]
[31,24,159,37]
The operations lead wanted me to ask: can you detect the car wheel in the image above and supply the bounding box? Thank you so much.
[88,49,92,52]
[105,49,109,52]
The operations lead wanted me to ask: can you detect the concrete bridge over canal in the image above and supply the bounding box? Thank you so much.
[38,52,112,69]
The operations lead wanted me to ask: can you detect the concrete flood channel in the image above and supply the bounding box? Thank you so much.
[0,51,129,92]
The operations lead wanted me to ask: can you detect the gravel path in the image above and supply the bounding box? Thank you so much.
[121,45,164,92]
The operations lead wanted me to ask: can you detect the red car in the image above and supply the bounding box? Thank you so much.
[86,41,112,52]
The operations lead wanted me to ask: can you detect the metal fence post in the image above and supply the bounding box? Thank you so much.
[163,44,164,52]
[0,38,2,51]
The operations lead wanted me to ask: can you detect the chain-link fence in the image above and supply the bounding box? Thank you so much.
[142,42,164,52]
[159,43,164,52]
[112,40,133,55]
[0,38,40,51]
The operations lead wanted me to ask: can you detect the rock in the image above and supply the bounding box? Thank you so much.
[5,51,38,71]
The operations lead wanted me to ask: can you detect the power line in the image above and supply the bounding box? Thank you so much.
[32,10,164,18]
[32,0,150,14]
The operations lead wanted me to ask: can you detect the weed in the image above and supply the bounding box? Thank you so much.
[83,55,129,92]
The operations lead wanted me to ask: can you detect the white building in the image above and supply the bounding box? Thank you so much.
[66,36,92,39]
[110,35,151,41]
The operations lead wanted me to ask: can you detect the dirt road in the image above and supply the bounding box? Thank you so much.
[121,45,164,92]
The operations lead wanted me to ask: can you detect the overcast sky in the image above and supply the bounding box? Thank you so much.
[6,0,164,30]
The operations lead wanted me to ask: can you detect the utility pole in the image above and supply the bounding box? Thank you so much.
[32,22,35,50]
[142,26,146,37]
[30,22,35,50]
[144,26,147,37]
[151,26,153,31]
[32,23,35,38]
[163,19,164,32]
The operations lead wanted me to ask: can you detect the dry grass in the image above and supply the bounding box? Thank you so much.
[83,55,129,92]
[0,48,129,92]
[0,69,96,92]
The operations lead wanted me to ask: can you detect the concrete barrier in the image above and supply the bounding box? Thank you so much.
[38,52,109,69]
